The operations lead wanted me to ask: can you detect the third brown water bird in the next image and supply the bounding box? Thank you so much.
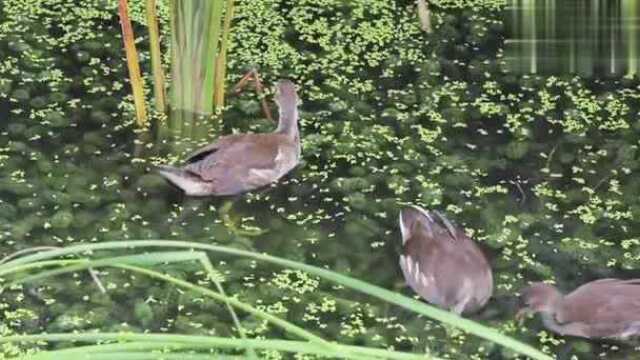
[398,205,493,315]
[517,279,640,339]
[157,80,301,196]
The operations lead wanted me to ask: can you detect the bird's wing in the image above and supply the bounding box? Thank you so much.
[432,232,493,312]
[399,209,492,313]
[401,230,492,313]
[399,242,444,308]
[184,134,284,182]
[558,279,640,325]
[185,134,245,164]
[431,211,458,241]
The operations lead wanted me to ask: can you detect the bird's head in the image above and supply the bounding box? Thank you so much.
[516,282,562,321]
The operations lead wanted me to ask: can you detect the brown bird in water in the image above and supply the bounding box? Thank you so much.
[157,80,301,196]
[398,205,493,315]
[517,279,640,339]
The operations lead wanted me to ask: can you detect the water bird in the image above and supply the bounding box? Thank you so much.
[517,279,640,339]
[398,205,493,315]
[157,80,301,196]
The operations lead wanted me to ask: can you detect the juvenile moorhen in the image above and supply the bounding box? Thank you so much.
[517,279,640,339]
[157,80,301,196]
[399,205,493,315]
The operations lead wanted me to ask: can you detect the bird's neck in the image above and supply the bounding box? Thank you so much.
[275,101,299,139]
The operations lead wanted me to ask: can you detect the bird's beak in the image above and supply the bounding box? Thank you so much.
[515,307,531,324]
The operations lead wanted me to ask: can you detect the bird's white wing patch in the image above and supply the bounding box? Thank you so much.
[248,168,279,182]
[272,145,298,177]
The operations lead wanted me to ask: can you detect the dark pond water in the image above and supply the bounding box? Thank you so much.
[1,0,640,359]
[505,0,640,76]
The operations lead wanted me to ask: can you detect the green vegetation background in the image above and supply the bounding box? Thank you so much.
[1,0,639,358]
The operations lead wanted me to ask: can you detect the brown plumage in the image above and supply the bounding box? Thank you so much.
[398,205,493,315]
[157,80,301,196]
[518,279,640,339]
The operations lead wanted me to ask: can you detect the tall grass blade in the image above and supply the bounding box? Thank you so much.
[0,241,551,360]
[0,251,256,357]
[145,0,167,112]
[169,0,180,113]
[31,341,192,354]
[5,252,332,349]
[35,353,238,360]
[200,0,225,113]
[191,252,258,359]
[8,334,434,360]
[169,0,225,116]
[0,246,106,293]
[214,0,235,108]
[4,259,431,359]
[118,0,148,126]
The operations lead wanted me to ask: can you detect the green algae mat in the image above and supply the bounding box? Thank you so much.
[1,0,639,358]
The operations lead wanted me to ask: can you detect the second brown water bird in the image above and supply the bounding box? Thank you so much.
[398,205,493,315]
[517,279,640,339]
[158,80,301,196]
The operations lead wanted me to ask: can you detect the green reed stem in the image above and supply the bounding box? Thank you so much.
[214,0,235,109]
[145,0,166,112]
[6,334,432,360]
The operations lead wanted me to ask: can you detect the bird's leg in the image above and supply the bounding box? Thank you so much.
[220,199,243,236]
[230,69,274,123]
[219,198,268,237]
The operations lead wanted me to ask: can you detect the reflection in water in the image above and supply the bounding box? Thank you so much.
[505,0,640,76]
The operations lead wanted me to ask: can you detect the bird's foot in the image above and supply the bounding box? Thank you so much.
[219,200,268,237]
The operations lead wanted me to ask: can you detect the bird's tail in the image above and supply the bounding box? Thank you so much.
[156,165,210,196]
[399,205,458,243]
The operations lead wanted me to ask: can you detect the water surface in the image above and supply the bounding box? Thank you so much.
[1,0,640,359]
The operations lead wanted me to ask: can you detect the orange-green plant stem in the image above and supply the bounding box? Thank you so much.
[119,0,148,126]
[146,0,167,113]
[214,0,235,109]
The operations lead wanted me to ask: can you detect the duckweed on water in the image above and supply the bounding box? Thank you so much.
[1,0,640,358]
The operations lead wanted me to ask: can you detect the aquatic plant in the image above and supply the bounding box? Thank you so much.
[118,0,148,126]
[170,0,232,116]
[214,0,236,108]
[0,241,550,359]
[2,0,640,359]
[117,0,236,127]
[145,0,167,113]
